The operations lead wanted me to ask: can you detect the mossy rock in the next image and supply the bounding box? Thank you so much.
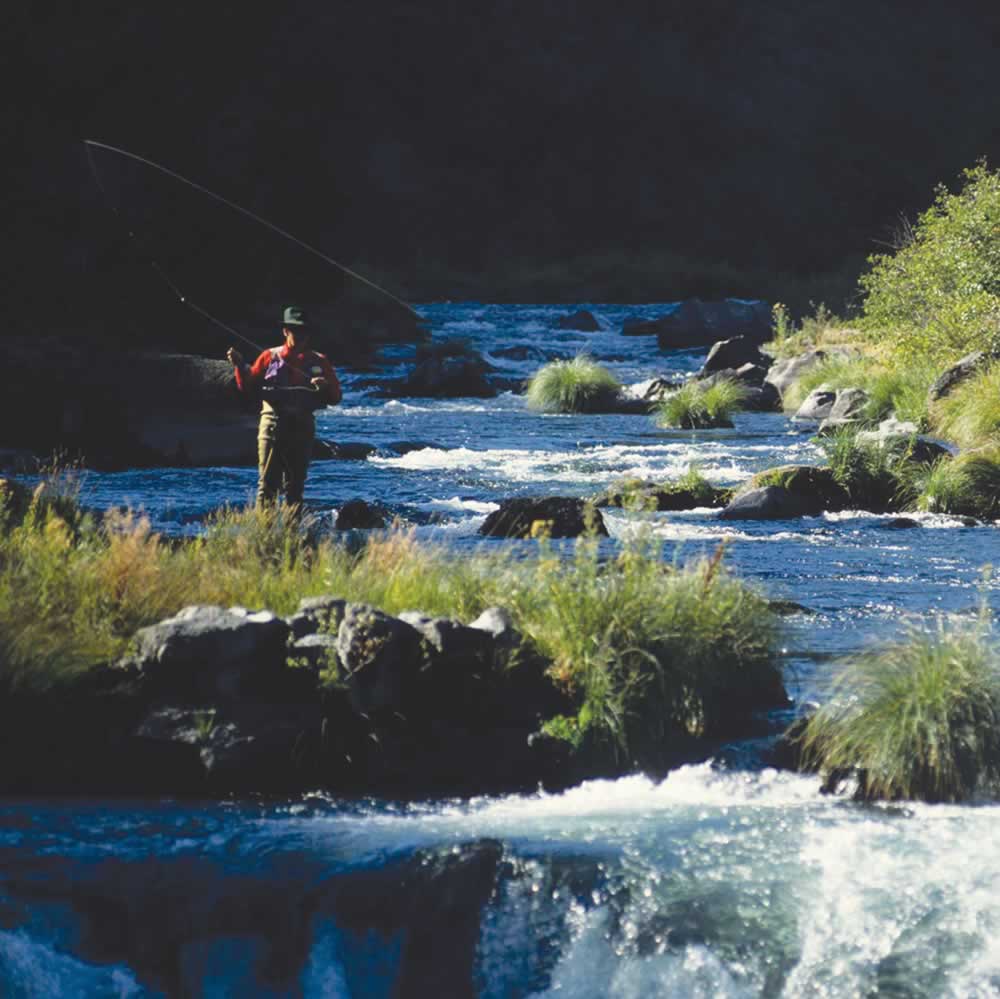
[594,477,733,511]
[743,464,850,512]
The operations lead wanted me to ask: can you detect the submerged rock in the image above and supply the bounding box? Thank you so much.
[335,498,389,530]
[479,496,608,538]
[556,309,602,331]
[622,299,772,348]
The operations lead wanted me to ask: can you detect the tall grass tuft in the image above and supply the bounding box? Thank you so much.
[657,379,747,429]
[911,453,1000,520]
[508,534,780,760]
[800,614,1000,802]
[525,355,622,413]
[932,363,1000,449]
[817,428,915,511]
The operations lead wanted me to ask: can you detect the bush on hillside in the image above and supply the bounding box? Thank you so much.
[859,163,1000,362]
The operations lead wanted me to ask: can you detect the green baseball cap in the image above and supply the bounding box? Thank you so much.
[283,306,308,327]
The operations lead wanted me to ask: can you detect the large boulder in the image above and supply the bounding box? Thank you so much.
[119,605,290,701]
[335,498,389,530]
[697,336,769,377]
[479,497,608,538]
[793,386,838,422]
[818,387,870,430]
[719,464,849,519]
[557,309,602,331]
[593,477,733,511]
[765,349,829,399]
[621,299,772,348]
[336,603,426,715]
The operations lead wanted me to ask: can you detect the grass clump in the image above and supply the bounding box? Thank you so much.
[817,428,918,511]
[911,453,1000,521]
[657,378,747,429]
[525,354,622,413]
[509,536,781,762]
[931,362,1000,448]
[800,613,1000,802]
[765,302,852,359]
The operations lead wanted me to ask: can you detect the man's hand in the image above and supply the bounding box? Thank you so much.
[227,347,244,367]
[310,377,328,389]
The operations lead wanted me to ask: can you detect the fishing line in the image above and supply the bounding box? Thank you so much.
[84,141,265,353]
[83,139,420,327]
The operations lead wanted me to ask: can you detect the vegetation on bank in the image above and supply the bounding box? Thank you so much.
[657,378,747,429]
[525,355,622,413]
[772,163,1000,446]
[800,610,1000,802]
[0,480,781,759]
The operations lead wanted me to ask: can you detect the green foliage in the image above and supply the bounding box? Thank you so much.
[800,613,1000,802]
[765,302,847,359]
[657,379,748,429]
[1,480,780,762]
[781,354,935,425]
[932,362,1000,448]
[859,163,1000,362]
[818,428,916,511]
[525,355,622,413]
[506,535,780,762]
[912,454,1000,521]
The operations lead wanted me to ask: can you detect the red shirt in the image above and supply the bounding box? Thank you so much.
[234,344,342,407]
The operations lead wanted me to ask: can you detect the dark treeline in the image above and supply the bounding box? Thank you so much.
[10,1,1000,345]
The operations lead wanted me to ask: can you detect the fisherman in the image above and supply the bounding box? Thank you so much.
[227,306,341,509]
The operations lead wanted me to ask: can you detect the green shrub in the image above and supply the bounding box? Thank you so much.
[859,162,1000,363]
[800,615,1000,802]
[932,362,1000,448]
[912,453,1000,520]
[507,535,780,762]
[525,355,622,413]
[657,378,747,429]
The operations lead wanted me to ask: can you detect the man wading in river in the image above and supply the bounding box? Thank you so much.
[227,307,342,510]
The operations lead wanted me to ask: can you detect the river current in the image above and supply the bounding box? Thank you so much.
[3,303,1000,996]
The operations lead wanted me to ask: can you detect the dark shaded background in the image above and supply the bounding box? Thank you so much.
[8,1,1000,350]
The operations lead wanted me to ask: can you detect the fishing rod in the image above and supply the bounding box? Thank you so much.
[83,138,422,352]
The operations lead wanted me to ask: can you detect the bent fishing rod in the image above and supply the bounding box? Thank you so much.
[83,138,421,353]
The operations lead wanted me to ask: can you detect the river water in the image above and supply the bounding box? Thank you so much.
[3,303,1000,996]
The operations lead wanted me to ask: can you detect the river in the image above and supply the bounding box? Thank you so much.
[2,303,999,996]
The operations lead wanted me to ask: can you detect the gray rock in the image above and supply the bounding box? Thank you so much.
[856,419,952,464]
[765,350,828,399]
[337,603,425,715]
[288,595,348,639]
[718,485,824,520]
[468,606,518,638]
[793,387,837,422]
[927,351,990,404]
[290,632,341,671]
[121,605,289,700]
[698,336,768,377]
[828,387,869,421]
